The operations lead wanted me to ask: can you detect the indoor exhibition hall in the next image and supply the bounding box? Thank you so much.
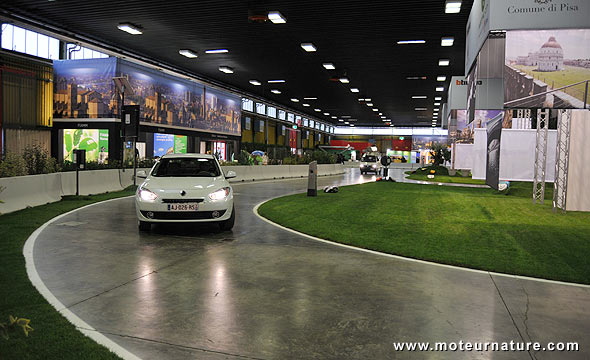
[0,0,589,359]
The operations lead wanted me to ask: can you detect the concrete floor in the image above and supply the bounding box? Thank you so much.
[32,169,590,359]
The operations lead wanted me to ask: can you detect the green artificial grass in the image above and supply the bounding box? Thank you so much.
[0,187,137,360]
[258,181,590,284]
[404,166,486,185]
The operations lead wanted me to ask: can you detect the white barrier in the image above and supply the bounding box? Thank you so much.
[0,165,345,214]
[0,173,62,214]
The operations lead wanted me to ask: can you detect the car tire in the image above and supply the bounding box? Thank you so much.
[219,205,235,231]
[138,220,151,232]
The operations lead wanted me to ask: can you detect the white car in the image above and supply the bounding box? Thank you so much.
[359,154,381,174]
[135,153,236,231]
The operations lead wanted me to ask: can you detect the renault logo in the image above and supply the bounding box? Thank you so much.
[180,190,186,196]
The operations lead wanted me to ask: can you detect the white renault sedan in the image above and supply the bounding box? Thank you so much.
[135,153,236,231]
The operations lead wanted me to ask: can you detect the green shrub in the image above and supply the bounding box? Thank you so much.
[22,145,50,175]
[0,153,27,178]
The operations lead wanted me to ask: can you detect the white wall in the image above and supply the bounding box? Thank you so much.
[566,110,590,212]
[470,128,556,182]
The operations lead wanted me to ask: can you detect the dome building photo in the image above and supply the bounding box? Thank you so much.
[537,36,564,72]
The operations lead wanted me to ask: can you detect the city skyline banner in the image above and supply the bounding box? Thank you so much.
[53,58,241,136]
[504,29,590,109]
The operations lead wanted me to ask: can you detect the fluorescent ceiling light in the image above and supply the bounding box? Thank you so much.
[314,108,321,112]
[341,115,351,118]
[218,66,234,74]
[350,124,354,127]
[379,113,383,115]
[441,37,454,46]
[249,80,261,86]
[439,59,450,66]
[117,23,142,35]
[301,43,317,52]
[397,40,426,44]
[338,119,344,122]
[435,97,442,101]
[268,79,285,83]
[358,98,365,101]
[415,108,427,111]
[364,98,372,101]
[366,103,374,107]
[205,49,229,54]
[331,116,337,119]
[339,77,350,84]
[372,109,378,112]
[350,88,360,93]
[271,89,281,94]
[380,116,386,119]
[437,76,447,81]
[323,112,330,116]
[178,49,198,58]
[434,108,440,111]
[344,121,350,124]
[322,63,336,70]
[434,102,441,106]
[445,0,462,13]
[268,11,286,24]
[290,98,299,102]
[303,97,317,100]
[436,86,444,91]
[412,95,427,99]
[406,76,427,80]
[302,103,310,107]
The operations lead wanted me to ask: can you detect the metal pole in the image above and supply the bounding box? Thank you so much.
[133,137,137,186]
[533,109,549,204]
[553,110,571,213]
[584,81,588,109]
[120,86,125,171]
[76,167,79,196]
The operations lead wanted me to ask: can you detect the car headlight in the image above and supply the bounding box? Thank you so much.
[138,187,158,202]
[371,164,377,168]
[209,187,231,201]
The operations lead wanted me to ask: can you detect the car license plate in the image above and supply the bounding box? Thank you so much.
[167,203,199,211]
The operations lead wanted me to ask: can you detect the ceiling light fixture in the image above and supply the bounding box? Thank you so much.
[364,98,372,101]
[301,43,317,52]
[218,66,234,74]
[331,116,337,119]
[249,80,262,86]
[117,23,143,35]
[314,108,321,112]
[339,77,350,84]
[445,0,462,13]
[322,63,336,70]
[397,40,426,44]
[268,79,285,83]
[406,76,427,80]
[412,95,427,99]
[366,103,374,107]
[178,49,198,58]
[268,11,286,24]
[372,109,378,112]
[434,102,441,106]
[436,86,444,91]
[271,89,281,94]
[350,88,360,93]
[438,59,450,66]
[205,49,229,54]
[303,97,317,100]
[415,108,428,111]
[435,96,442,101]
[290,98,299,102]
[441,37,455,46]
[437,76,447,81]
[302,103,310,107]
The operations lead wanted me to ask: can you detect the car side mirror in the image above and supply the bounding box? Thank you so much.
[137,170,147,179]
[225,170,237,179]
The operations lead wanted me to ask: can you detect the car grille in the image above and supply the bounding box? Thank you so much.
[161,198,204,203]
[141,210,226,220]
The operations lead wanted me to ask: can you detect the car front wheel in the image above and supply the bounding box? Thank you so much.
[219,205,235,231]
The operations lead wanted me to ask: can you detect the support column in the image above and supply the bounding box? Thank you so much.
[553,109,571,212]
[533,109,549,204]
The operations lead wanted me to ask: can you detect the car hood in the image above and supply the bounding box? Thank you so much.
[140,176,228,197]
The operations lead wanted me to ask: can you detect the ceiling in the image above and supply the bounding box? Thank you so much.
[0,0,473,127]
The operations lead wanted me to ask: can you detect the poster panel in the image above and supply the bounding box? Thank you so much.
[153,133,175,157]
[504,29,590,109]
[174,135,188,154]
[454,110,504,144]
[486,111,504,190]
[63,129,109,162]
[204,87,241,136]
[53,58,118,119]
[412,136,449,150]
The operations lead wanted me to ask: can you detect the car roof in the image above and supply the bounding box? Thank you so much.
[160,153,215,160]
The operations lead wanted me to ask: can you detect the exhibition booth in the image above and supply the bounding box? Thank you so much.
[450,0,589,211]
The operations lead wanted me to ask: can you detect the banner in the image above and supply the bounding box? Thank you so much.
[504,29,590,109]
[63,129,109,162]
[486,112,504,190]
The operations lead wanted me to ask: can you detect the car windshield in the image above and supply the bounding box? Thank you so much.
[362,155,377,162]
[152,158,221,177]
